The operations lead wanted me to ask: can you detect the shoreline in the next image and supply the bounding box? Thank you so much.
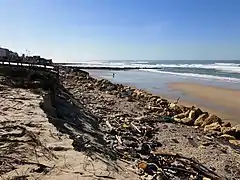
[168,82,240,125]
[82,68,240,134]
[87,69,240,125]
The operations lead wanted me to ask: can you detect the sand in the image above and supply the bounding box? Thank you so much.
[1,66,240,179]
[169,82,240,125]
[0,80,138,180]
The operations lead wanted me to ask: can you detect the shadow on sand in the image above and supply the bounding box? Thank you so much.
[0,66,119,168]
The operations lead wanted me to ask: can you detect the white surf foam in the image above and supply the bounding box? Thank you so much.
[64,61,240,74]
[65,61,240,73]
[140,69,240,83]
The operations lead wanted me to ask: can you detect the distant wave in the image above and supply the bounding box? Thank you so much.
[140,69,240,83]
[64,61,240,82]
[66,61,240,73]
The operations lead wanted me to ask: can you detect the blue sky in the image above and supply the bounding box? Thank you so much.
[0,0,239,62]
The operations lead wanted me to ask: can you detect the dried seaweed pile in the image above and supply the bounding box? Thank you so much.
[0,123,55,177]
[98,115,221,179]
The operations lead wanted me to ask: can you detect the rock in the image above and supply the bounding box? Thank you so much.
[126,96,134,102]
[169,103,184,114]
[172,138,179,143]
[86,83,94,90]
[220,134,236,140]
[131,92,137,98]
[180,117,194,125]
[189,108,203,119]
[184,109,191,117]
[231,124,240,132]
[222,125,240,138]
[221,127,232,134]
[202,114,222,127]
[229,125,240,138]
[204,122,221,132]
[203,177,211,180]
[173,117,182,123]
[148,106,163,112]
[173,112,186,119]
[194,113,209,126]
[159,99,168,106]
[155,98,162,104]
[105,85,117,91]
[222,122,231,127]
[229,140,240,146]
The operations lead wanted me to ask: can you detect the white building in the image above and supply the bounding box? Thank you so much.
[0,47,18,58]
[0,47,9,57]
[9,51,18,57]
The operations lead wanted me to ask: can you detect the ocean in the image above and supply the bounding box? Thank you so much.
[70,60,240,83]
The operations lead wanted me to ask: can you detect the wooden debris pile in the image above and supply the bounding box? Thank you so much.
[99,115,222,179]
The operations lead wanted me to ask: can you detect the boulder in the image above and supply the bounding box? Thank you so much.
[158,99,168,106]
[194,113,209,126]
[229,125,240,138]
[155,98,162,104]
[173,117,182,123]
[221,127,232,134]
[105,85,117,91]
[204,122,221,132]
[231,125,240,132]
[174,112,186,119]
[222,122,231,127]
[169,103,184,114]
[229,140,240,146]
[202,114,222,127]
[189,108,203,119]
[180,117,194,125]
[184,109,191,117]
[169,103,176,109]
[221,125,240,138]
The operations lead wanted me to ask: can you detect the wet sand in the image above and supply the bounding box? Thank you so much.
[169,82,240,125]
[88,70,240,125]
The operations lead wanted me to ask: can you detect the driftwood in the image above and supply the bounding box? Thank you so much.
[152,152,221,179]
[115,135,123,145]
[130,122,141,133]
[106,120,113,131]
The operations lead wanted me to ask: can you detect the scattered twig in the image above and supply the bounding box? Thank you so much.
[115,135,123,145]
[0,155,52,169]
[130,122,141,133]
[106,120,113,131]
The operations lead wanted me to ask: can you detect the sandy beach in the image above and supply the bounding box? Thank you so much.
[169,83,240,125]
[1,66,240,179]
[88,69,240,125]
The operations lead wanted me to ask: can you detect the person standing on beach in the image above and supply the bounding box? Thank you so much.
[113,73,115,78]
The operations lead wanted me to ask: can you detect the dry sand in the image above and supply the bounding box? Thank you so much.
[169,82,240,125]
[1,68,240,179]
[0,81,138,180]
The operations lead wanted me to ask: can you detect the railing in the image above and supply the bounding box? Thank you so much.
[0,57,59,75]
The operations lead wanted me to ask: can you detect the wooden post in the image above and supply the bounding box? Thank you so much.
[56,66,60,84]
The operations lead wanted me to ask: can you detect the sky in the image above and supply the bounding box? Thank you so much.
[0,0,240,62]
